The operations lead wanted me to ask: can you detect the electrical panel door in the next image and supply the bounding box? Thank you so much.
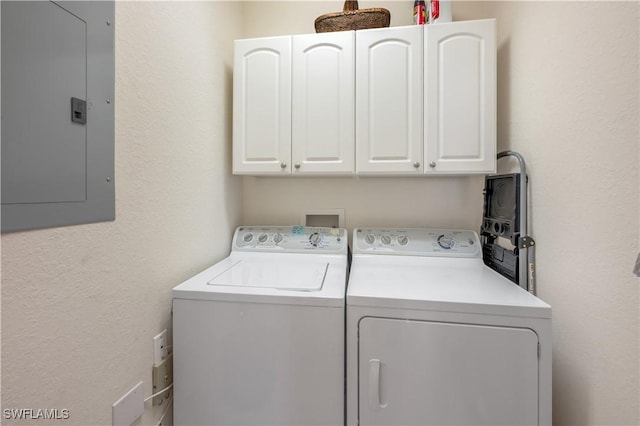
[1,1,114,232]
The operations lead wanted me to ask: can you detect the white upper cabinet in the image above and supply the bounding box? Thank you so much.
[233,36,292,174]
[232,19,496,176]
[292,32,355,175]
[356,26,424,175]
[424,19,496,174]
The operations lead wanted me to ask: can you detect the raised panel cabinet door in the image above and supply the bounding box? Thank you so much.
[233,36,292,175]
[425,19,496,174]
[292,31,355,175]
[358,318,539,426]
[356,26,423,175]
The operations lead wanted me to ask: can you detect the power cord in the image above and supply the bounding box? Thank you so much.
[143,383,173,403]
[155,397,173,426]
[143,383,173,426]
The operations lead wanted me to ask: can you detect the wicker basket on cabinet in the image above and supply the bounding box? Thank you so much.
[315,0,390,33]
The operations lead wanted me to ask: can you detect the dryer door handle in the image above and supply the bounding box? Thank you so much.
[368,359,387,410]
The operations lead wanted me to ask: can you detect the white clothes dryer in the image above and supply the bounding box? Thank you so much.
[173,226,348,426]
[346,228,552,426]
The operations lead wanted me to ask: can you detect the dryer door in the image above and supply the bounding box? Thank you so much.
[359,317,539,426]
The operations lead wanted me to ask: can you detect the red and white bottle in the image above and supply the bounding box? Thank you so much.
[428,0,452,24]
[413,0,426,25]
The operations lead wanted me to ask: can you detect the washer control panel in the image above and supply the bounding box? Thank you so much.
[234,226,347,254]
[353,228,480,257]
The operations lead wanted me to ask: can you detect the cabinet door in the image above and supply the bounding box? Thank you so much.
[359,318,539,426]
[425,19,496,174]
[292,32,354,175]
[356,26,423,175]
[233,36,291,174]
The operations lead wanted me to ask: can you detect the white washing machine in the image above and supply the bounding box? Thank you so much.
[173,226,348,426]
[346,228,552,426]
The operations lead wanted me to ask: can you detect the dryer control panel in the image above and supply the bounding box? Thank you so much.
[233,226,347,254]
[353,228,481,257]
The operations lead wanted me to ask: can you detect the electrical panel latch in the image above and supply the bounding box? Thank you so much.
[71,97,87,124]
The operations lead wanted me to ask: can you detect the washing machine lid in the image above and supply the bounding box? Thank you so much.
[173,252,347,307]
[207,259,327,291]
[347,255,551,319]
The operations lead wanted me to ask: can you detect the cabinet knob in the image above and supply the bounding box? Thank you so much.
[413,162,420,168]
[280,162,287,169]
[294,163,301,169]
[429,161,437,168]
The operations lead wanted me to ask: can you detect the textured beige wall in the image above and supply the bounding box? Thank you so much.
[483,2,640,424]
[241,1,640,425]
[1,2,243,425]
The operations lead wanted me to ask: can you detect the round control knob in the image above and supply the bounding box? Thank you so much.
[257,233,269,243]
[273,233,283,244]
[381,235,392,245]
[364,234,376,245]
[437,234,454,249]
[243,233,254,243]
[397,235,409,246]
[309,232,323,247]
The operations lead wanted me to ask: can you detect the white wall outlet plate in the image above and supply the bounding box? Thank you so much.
[153,329,168,365]
[152,354,173,406]
[112,381,144,426]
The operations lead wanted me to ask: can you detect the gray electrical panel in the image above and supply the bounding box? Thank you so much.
[1,1,115,233]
